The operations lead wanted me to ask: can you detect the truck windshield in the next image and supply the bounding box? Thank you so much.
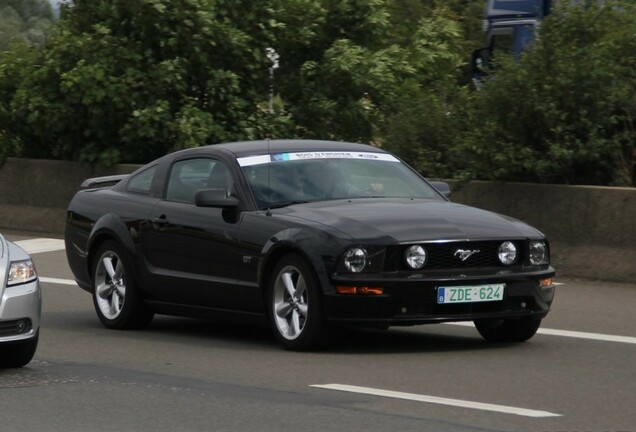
[491,24,535,59]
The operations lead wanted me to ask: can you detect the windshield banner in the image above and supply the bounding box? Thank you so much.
[238,151,399,167]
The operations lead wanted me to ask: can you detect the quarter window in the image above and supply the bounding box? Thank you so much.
[127,166,157,194]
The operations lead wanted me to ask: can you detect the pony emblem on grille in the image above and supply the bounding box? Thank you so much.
[454,249,480,262]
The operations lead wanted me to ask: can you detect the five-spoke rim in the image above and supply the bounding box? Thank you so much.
[272,265,308,340]
[94,251,126,320]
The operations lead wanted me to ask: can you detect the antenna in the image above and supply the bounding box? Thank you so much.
[265,47,279,140]
[265,137,272,216]
[264,48,278,217]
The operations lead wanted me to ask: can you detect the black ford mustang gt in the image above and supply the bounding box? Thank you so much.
[65,140,556,350]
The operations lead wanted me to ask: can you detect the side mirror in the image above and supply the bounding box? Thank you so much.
[472,47,491,72]
[430,181,451,199]
[471,47,491,87]
[195,188,239,208]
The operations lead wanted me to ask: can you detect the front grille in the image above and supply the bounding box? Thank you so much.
[0,319,33,337]
[427,241,502,269]
[386,240,527,271]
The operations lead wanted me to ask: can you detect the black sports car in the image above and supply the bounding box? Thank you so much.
[65,140,556,350]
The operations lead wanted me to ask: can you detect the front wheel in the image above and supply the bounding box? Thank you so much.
[267,254,327,351]
[92,240,154,330]
[474,317,542,343]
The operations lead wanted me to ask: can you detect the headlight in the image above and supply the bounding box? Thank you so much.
[343,248,367,273]
[529,241,549,265]
[7,259,37,286]
[405,245,427,269]
[498,241,517,265]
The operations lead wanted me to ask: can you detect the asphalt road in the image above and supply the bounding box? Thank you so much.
[2,232,635,432]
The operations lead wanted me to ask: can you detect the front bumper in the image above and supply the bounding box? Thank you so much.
[0,279,41,343]
[323,269,556,326]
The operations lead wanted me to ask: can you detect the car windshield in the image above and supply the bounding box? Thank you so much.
[238,151,442,209]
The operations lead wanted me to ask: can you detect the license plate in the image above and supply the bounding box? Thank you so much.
[437,284,505,304]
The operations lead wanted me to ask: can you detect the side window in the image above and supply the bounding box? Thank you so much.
[127,166,157,194]
[165,158,233,204]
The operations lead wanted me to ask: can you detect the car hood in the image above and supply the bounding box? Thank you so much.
[276,198,544,243]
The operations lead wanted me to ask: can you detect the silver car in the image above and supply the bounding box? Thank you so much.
[0,234,41,367]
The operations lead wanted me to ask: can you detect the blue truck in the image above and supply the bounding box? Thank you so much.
[484,0,552,57]
[471,0,553,82]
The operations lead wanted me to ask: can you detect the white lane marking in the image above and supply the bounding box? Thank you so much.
[15,238,66,254]
[538,328,636,344]
[311,384,561,418]
[444,322,636,345]
[39,277,77,286]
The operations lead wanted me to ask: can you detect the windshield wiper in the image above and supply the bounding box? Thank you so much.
[265,200,310,210]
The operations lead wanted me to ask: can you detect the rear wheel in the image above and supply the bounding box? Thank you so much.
[92,240,153,329]
[0,334,38,368]
[267,254,327,351]
[474,317,542,343]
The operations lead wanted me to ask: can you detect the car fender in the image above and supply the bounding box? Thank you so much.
[259,226,346,295]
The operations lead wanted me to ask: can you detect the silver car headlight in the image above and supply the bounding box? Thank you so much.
[405,245,427,269]
[343,248,368,273]
[498,241,518,266]
[7,259,38,286]
[529,241,549,265]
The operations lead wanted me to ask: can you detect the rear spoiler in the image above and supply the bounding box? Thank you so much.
[80,174,129,189]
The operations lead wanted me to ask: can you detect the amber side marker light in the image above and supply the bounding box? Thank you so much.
[336,286,384,295]
[540,278,553,288]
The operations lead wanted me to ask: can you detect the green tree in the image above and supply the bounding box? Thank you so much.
[0,0,54,50]
[0,0,470,166]
[459,1,636,185]
[273,0,466,146]
[1,0,291,165]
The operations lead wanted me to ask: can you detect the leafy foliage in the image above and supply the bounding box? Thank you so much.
[273,1,465,145]
[0,0,54,51]
[0,0,634,186]
[1,0,289,164]
[0,0,466,166]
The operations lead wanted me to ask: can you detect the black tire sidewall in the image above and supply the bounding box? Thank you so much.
[475,317,542,343]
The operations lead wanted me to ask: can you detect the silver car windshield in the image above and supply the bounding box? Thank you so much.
[239,154,442,209]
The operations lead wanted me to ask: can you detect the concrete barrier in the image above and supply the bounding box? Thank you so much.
[0,158,139,234]
[450,181,636,282]
[1,158,634,282]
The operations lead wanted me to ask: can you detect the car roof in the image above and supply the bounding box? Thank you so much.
[172,140,389,159]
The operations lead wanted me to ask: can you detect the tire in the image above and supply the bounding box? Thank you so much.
[92,240,154,330]
[0,333,38,368]
[267,254,327,351]
[474,317,542,343]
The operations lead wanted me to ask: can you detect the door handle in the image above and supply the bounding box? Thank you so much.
[152,216,169,226]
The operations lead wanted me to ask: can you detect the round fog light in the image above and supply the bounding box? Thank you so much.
[405,245,427,269]
[343,248,367,273]
[498,241,518,265]
[17,319,28,333]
